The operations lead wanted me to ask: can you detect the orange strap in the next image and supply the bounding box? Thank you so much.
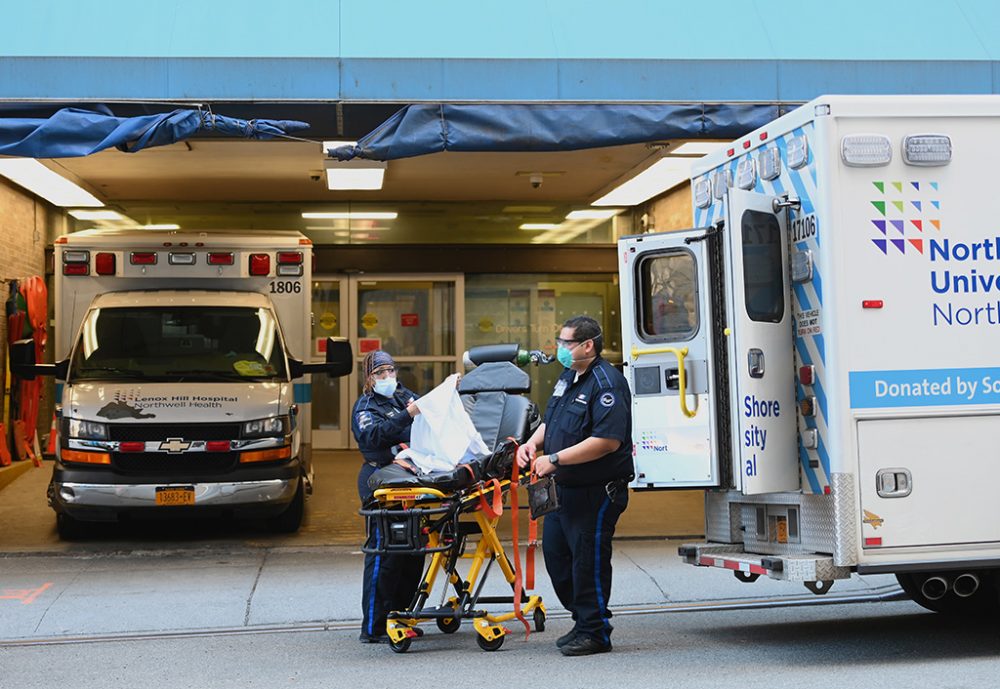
[509,440,530,638]
[526,469,538,590]
[0,423,11,467]
[477,478,503,519]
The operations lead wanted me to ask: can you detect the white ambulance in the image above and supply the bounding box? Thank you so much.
[619,95,1000,614]
[13,229,351,538]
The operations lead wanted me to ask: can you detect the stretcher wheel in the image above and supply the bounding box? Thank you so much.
[389,637,412,654]
[476,633,505,652]
[533,608,546,632]
[436,614,461,634]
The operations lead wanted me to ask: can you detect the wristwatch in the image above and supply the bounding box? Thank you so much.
[549,452,560,465]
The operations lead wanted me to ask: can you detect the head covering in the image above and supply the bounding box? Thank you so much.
[362,350,396,393]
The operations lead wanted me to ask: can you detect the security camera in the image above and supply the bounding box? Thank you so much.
[529,174,544,189]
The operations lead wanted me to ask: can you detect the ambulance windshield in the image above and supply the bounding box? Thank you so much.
[69,306,288,382]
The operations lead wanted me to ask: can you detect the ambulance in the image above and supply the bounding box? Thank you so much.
[12,229,351,538]
[619,95,1000,614]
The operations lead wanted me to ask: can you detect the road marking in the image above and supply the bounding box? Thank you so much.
[0,583,53,605]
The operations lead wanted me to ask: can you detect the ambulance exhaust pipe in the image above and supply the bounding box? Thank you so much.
[953,573,980,598]
[920,576,950,601]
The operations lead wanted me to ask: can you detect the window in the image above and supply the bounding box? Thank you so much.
[637,251,698,342]
[741,210,784,323]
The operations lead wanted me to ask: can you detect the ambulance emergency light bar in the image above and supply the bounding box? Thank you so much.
[60,247,304,277]
[841,134,951,167]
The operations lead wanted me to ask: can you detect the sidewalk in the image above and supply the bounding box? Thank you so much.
[0,539,896,642]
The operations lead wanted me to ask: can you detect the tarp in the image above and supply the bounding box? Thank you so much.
[0,107,309,158]
[330,103,779,161]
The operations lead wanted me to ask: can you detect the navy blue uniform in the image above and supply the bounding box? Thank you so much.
[352,386,424,640]
[541,356,632,645]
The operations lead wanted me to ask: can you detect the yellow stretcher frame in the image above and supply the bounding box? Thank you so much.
[370,475,546,653]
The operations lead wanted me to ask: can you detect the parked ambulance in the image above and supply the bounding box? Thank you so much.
[13,229,351,538]
[620,95,1000,614]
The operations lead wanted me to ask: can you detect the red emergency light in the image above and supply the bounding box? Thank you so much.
[798,366,815,386]
[277,251,303,264]
[208,252,234,266]
[862,300,884,309]
[119,441,144,453]
[130,252,157,265]
[206,441,231,452]
[95,253,116,275]
[62,263,89,276]
[249,253,271,276]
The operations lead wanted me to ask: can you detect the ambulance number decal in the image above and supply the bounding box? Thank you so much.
[269,280,302,294]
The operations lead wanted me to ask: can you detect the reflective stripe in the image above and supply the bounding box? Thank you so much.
[367,525,382,636]
[593,496,611,644]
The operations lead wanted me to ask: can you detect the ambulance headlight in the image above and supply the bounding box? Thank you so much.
[841,134,892,167]
[242,416,288,438]
[65,418,108,440]
[903,134,952,166]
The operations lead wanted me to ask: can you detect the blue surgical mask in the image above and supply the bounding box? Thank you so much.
[556,345,574,369]
[373,377,397,397]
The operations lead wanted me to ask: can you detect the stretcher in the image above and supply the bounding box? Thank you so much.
[360,346,548,653]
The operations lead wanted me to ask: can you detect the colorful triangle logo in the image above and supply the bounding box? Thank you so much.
[911,201,922,211]
[891,220,904,234]
[911,182,920,191]
[872,239,888,254]
[873,181,885,194]
[892,182,903,193]
[892,201,904,213]
[872,219,887,234]
[911,220,923,232]
[891,239,906,254]
[931,200,940,209]
[931,182,939,190]
[930,219,941,231]
[909,239,923,253]
[872,201,886,216]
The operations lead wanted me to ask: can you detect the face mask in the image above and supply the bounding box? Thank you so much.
[373,377,397,397]
[556,345,575,369]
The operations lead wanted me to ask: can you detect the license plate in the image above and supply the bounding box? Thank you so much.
[155,486,196,506]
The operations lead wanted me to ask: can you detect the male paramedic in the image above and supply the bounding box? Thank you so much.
[353,350,425,644]
[516,315,633,656]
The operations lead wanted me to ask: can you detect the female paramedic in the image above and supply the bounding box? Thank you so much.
[352,350,426,644]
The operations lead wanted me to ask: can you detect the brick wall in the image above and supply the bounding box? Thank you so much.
[0,178,64,445]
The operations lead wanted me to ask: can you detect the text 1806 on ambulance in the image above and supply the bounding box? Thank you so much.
[11,229,352,539]
[619,95,1000,614]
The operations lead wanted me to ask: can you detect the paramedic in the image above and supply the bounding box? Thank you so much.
[352,350,425,643]
[516,315,633,656]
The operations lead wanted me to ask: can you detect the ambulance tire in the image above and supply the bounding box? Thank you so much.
[56,513,87,541]
[269,479,305,533]
[895,572,999,616]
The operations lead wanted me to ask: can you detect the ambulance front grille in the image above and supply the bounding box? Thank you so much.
[111,452,237,475]
[107,424,242,442]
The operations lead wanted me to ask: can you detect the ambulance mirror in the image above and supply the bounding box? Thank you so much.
[288,338,354,379]
[10,338,67,380]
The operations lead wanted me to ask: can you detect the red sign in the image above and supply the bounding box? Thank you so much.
[359,338,382,354]
[315,337,327,355]
[401,313,419,327]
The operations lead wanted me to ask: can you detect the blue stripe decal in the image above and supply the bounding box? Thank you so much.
[594,496,612,644]
[814,333,826,363]
[810,270,824,306]
[793,283,812,312]
[367,525,382,636]
[293,383,312,404]
[798,444,822,494]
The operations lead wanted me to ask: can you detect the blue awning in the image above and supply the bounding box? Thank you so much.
[330,103,779,161]
[0,107,309,158]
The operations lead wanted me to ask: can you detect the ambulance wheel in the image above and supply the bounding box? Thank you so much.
[476,632,505,652]
[56,513,86,541]
[436,613,461,634]
[533,608,546,632]
[268,480,304,533]
[389,637,412,654]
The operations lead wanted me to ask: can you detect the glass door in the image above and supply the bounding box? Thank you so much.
[311,273,464,449]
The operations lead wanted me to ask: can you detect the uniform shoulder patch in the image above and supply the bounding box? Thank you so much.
[599,392,616,407]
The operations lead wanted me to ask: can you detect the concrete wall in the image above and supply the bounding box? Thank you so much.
[0,178,63,446]
[643,182,693,233]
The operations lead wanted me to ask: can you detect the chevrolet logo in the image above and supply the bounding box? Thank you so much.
[159,438,192,454]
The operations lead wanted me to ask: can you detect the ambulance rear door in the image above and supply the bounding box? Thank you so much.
[619,227,727,489]
[725,189,799,495]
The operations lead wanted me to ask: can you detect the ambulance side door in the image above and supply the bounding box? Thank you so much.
[725,189,799,495]
[619,229,721,489]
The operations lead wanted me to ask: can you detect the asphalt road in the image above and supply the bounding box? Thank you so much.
[2,599,997,689]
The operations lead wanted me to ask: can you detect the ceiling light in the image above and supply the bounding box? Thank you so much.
[669,142,727,156]
[140,224,181,230]
[324,159,386,190]
[520,223,561,230]
[566,209,622,221]
[0,159,103,207]
[301,212,398,220]
[69,210,124,220]
[592,158,692,206]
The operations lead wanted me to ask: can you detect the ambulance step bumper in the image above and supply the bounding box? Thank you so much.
[678,543,852,583]
[53,479,297,509]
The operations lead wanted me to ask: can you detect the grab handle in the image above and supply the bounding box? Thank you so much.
[630,346,698,418]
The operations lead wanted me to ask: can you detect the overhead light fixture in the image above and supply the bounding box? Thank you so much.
[592,157,692,206]
[69,210,124,221]
[669,142,727,157]
[323,159,386,191]
[140,224,181,230]
[0,158,103,207]
[566,209,622,221]
[520,223,561,230]
[302,211,398,220]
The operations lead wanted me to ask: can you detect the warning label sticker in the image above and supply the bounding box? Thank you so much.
[796,308,821,337]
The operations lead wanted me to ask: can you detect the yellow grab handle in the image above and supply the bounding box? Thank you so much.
[630,345,698,418]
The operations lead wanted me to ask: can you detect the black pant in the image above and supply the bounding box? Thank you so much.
[358,463,425,638]
[542,482,628,644]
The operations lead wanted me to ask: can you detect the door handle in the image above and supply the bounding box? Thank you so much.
[748,349,765,378]
[876,469,912,498]
[665,367,680,390]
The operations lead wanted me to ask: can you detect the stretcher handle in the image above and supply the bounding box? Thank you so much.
[630,345,698,418]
